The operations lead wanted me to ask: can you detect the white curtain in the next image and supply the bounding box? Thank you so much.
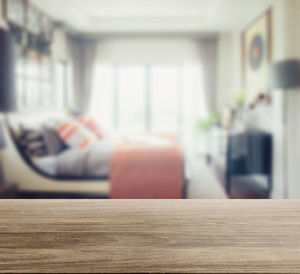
[68,37,98,114]
[199,39,218,113]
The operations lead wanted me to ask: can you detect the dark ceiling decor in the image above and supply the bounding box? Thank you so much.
[3,0,54,55]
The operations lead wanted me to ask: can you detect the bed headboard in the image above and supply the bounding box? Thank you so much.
[7,109,69,132]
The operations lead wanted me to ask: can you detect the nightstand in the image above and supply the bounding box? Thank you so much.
[226,131,273,197]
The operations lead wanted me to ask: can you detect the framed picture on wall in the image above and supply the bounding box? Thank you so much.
[242,9,272,102]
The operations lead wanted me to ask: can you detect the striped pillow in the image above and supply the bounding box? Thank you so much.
[78,116,103,139]
[56,119,96,149]
[19,127,48,158]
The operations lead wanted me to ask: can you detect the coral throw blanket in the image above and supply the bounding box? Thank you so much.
[110,134,183,199]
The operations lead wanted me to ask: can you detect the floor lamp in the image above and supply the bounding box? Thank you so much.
[269,59,300,198]
[0,28,16,185]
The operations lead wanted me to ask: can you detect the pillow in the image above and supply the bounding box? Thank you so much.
[55,119,97,149]
[18,126,48,158]
[42,125,66,155]
[78,116,103,139]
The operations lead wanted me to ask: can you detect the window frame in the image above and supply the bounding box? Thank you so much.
[15,49,54,110]
[56,60,69,108]
[110,62,183,133]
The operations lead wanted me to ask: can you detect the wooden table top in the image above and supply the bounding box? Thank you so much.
[0,200,300,273]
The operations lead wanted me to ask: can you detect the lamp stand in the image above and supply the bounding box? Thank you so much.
[283,91,289,199]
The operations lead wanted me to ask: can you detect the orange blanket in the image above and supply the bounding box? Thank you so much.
[110,134,183,199]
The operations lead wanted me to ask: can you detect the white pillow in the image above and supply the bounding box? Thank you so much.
[55,119,96,149]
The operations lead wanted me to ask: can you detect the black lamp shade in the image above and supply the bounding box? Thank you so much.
[269,59,300,90]
[0,28,16,112]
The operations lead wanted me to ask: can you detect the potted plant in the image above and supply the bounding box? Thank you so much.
[196,112,219,157]
[231,90,248,133]
[196,112,219,133]
[233,90,247,110]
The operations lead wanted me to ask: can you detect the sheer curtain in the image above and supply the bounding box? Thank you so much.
[199,40,218,112]
[89,37,217,138]
[68,37,98,114]
[90,63,206,135]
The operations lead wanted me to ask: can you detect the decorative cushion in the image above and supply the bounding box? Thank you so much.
[18,126,48,158]
[55,119,97,149]
[42,125,66,155]
[78,116,103,139]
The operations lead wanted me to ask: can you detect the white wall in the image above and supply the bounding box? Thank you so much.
[261,0,300,199]
[282,0,300,198]
[96,36,203,64]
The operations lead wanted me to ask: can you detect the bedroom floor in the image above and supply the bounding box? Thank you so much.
[15,158,227,199]
[186,156,270,199]
[186,157,227,199]
[7,157,268,200]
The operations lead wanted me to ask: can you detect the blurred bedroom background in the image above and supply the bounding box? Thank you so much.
[0,0,300,199]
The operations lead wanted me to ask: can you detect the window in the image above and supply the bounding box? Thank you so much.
[150,65,180,132]
[91,65,114,130]
[117,65,146,133]
[91,63,205,134]
[15,47,53,109]
[56,61,69,108]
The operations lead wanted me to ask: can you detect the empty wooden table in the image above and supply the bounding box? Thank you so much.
[0,200,299,273]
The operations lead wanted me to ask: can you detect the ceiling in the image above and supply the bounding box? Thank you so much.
[32,0,273,34]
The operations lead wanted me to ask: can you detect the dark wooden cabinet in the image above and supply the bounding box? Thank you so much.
[226,131,272,196]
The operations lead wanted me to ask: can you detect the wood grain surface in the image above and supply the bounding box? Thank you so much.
[0,200,300,273]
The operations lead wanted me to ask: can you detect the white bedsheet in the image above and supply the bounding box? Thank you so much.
[33,138,118,177]
[33,156,57,176]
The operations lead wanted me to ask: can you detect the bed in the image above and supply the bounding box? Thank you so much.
[2,111,188,199]
[1,111,110,197]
